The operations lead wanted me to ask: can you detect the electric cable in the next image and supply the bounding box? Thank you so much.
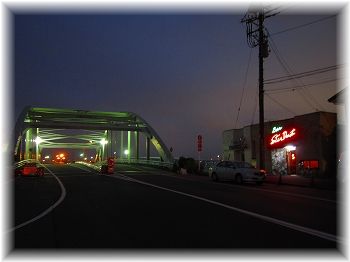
[265,93,296,116]
[265,78,339,93]
[267,30,323,111]
[234,48,253,129]
[264,65,339,84]
[269,15,336,36]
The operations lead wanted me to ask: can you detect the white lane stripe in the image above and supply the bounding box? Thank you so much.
[6,165,66,233]
[145,173,337,204]
[107,173,340,243]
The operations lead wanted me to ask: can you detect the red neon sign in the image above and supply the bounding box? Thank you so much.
[270,128,296,146]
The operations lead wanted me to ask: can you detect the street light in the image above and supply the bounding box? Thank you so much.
[100,138,108,145]
[34,136,43,161]
[100,138,108,161]
[35,136,43,144]
[124,149,129,156]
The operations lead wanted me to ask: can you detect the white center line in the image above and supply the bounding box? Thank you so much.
[106,173,340,244]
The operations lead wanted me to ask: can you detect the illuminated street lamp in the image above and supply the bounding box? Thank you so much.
[100,138,108,145]
[100,138,108,161]
[34,136,43,144]
[124,149,129,156]
[35,136,43,161]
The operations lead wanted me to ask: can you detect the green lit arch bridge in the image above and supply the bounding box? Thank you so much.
[14,107,174,167]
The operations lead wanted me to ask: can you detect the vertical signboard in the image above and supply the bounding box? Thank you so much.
[197,135,203,172]
[197,135,203,152]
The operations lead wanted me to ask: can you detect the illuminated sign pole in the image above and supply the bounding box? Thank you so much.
[197,135,203,172]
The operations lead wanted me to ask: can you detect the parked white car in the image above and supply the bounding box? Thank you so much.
[209,161,266,185]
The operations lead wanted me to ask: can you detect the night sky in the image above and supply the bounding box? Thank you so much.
[14,8,340,159]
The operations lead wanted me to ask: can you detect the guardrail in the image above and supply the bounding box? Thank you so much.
[116,158,174,170]
[76,159,174,171]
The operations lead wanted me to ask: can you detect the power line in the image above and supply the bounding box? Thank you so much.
[265,78,339,93]
[264,65,339,84]
[234,48,253,129]
[267,31,323,111]
[266,4,300,15]
[270,15,336,36]
[265,93,296,116]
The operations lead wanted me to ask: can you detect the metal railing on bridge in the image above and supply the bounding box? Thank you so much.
[76,158,174,172]
[116,158,174,170]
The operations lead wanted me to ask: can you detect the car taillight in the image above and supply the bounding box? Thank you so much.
[22,166,37,175]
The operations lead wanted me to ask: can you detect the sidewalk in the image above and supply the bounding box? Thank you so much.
[264,174,336,190]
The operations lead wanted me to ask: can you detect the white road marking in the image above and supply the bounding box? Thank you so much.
[128,171,336,204]
[6,165,66,233]
[106,173,340,244]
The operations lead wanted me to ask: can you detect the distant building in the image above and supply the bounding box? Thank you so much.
[223,111,337,178]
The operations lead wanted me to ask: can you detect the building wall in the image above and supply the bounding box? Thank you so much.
[222,112,337,177]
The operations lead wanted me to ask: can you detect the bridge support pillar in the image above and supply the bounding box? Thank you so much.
[36,128,41,161]
[106,130,116,159]
[146,136,150,161]
[24,128,37,160]
[120,131,124,159]
[135,131,139,160]
[127,131,131,162]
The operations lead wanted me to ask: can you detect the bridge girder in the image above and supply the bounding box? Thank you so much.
[15,107,173,162]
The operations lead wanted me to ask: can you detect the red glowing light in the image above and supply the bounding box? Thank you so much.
[292,153,295,160]
[270,128,296,146]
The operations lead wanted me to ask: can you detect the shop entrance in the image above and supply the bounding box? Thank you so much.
[286,150,297,174]
[271,145,297,175]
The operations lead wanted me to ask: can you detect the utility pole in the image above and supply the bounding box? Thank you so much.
[258,13,265,170]
[241,7,275,170]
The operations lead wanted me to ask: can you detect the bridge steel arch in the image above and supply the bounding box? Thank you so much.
[14,107,174,163]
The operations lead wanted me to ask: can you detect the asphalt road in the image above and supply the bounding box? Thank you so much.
[10,163,339,249]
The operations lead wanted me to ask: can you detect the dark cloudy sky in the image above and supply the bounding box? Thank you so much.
[14,7,340,159]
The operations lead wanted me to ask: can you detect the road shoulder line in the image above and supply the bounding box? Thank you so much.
[6,165,66,233]
[106,173,340,244]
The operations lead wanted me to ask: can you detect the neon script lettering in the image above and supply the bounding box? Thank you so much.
[270,128,296,145]
[272,126,283,133]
